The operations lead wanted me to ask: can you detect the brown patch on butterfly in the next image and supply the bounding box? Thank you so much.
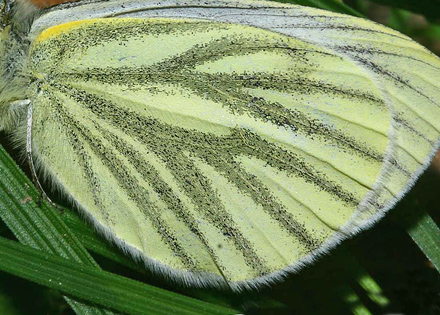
[29,0,79,8]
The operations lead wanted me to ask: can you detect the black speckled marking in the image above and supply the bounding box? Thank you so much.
[47,90,200,271]
[29,17,394,280]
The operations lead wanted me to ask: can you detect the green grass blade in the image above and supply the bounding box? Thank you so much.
[339,285,372,315]
[356,273,390,308]
[0,236,237,315]
[406,212,440,273]
[336,247,390,308]
[394,202,440,273]
[326,247,387,313]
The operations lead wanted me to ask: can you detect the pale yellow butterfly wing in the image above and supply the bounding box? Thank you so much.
[0,0,439,289]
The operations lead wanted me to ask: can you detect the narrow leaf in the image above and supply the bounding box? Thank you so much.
[0,236,237,315]
[397,204,440,273]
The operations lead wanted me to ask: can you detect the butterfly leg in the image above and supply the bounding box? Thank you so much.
[26,101,59,209]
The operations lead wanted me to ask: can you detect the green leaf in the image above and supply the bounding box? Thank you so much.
[406,212,440,273]
[0,236,236,315]
[393,199,440,273]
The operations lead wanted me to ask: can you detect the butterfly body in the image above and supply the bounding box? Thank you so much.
[1,0,440,289]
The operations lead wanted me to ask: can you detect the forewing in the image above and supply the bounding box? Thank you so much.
[26,0,440,288]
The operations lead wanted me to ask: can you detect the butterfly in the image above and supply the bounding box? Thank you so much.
[0,0,439,290]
